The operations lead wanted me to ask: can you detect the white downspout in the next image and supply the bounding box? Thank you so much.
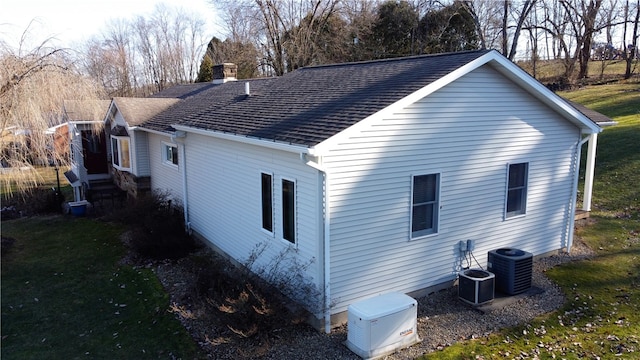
[301,153,331,333]
[172,131,189,230]
[180,142,189,229]
[582,133,598,211]
[567,134,591,253]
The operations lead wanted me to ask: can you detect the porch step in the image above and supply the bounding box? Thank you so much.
[575,210,590,220]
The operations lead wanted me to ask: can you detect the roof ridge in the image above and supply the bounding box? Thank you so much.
[300,49,491,71]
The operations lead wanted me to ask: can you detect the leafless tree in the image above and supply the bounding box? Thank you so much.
[212,0,341,76]
[82,4,207,96]
[461,0,503,50]
[536,0,606,82]
[504,0,538,60]
[84,19,138,97]
[622,0,640,79]
[1,24,103,193]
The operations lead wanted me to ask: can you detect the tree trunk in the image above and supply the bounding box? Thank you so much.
[502,0,509,56]
[625,0,640,79]
[577,0,604,80]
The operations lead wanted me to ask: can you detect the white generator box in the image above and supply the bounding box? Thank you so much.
[345,292,420,359]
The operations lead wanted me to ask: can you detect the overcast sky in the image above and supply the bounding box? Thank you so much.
[0,0,223,49]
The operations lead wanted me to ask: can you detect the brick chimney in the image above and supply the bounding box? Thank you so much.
[212,63,238,84]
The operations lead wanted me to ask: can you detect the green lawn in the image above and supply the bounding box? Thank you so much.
[421,82,640,359]
[1,216,202,359]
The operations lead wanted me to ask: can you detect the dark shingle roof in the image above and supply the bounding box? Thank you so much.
[143,50,491,146]
[63,100,112,121]
[149,83,218,99]
[112,98,180,126]
[565,100,615,126]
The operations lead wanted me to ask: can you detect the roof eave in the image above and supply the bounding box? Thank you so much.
[172,124,311,154]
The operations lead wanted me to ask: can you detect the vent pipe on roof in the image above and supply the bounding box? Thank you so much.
[245,82,250,96]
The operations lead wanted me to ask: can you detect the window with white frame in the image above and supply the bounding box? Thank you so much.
[506,162,528,218]
[411,173,440,238]
[282,178,296,244]
[111,136,131,170]
[163,143,178,166]
[261,172,273,233]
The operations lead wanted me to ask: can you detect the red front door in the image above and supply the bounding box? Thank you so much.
[81,130,108,174]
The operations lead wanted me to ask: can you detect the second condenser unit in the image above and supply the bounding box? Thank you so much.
[487,248,533,295]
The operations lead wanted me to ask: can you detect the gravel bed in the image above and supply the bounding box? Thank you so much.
[151,234,595,359]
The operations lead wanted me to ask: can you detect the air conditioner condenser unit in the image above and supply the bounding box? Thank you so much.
[346,292,420,359]
[488,248,533,295]
[458,268,495,306]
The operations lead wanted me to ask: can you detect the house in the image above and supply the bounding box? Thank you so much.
[103,97,182,198]
[130,49,608,331]
[64,50,611,331]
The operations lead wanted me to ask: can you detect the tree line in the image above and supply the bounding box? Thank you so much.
[202,0,639,83]
[1,1,638,190]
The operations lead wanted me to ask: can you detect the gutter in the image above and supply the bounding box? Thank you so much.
[172,124,310,155]
[301,153,332,334]
[567,134,592,253]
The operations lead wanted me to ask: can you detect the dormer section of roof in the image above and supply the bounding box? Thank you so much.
[212,63,238,84]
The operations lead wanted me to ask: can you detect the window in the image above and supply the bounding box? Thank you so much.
[506,162,528,218]
[164,143,178,166]
[261,173,273,233]
[411,174,439,238]
[111,136,130,170]
[282,179,296,243]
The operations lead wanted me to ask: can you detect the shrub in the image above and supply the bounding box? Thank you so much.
[186,249,308,339]
[116,191,196,260]
[1,187,64,219]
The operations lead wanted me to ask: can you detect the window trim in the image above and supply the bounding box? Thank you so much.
[110,135,131,171]
[281,177,297,245]
[162,142,179,168]
[260,172,274,236]
[505,162,529,219]
[410,173,441,240]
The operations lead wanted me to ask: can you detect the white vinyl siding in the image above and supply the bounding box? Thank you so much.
[148,133,183,203]
[184,134,322,298]
[134,131,150,176]
[322,64,580,313]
